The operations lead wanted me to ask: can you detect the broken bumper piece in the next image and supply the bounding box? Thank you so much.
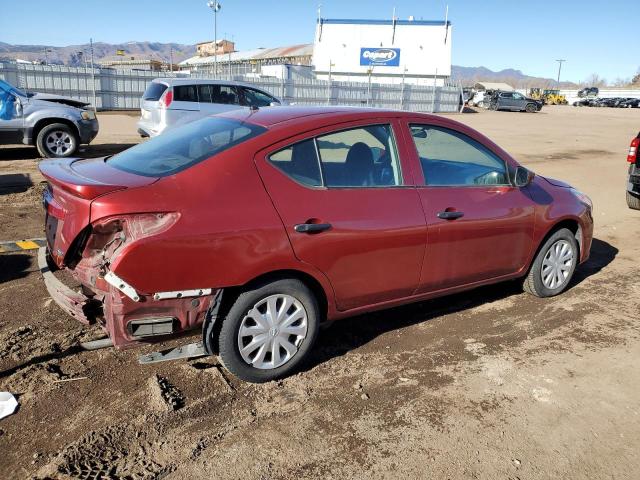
[38,247,93,325]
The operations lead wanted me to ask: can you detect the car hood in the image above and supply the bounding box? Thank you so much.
[30,92,90,109]
[542,175,572,189]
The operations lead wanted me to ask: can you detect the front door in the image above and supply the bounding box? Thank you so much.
[256,120,427,311]
[405,122,535,293]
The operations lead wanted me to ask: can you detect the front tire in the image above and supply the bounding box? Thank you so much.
[523,228,578,298]
[217,278,320,383]
[627,191,640,210]
[36,123,79,158]
[525,103,537,113]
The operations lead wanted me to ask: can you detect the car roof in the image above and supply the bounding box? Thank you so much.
[152,78,269,89]
[217,106,423,128]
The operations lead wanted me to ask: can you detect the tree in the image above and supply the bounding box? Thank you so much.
[632,68,640,85]
[582,73,607,88]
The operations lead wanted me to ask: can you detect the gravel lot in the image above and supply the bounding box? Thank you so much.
[1,106,639,479]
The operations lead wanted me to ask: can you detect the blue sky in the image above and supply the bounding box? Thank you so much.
[0,0,636,83]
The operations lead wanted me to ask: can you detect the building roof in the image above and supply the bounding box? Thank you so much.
[180,44,313,66]
[320,18,451,26]
[474,82,514,91]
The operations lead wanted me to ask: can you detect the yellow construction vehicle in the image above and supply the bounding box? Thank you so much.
[542,89,568,105]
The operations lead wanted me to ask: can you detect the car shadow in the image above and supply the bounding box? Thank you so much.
[307,236,617,370]
[0,143,137,161]
[0,253,32,284]
[570,237,618,286]
[0,146,40,161]
[0,173,33,195]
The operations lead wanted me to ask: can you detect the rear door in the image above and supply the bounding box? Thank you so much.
[255,118,427,311]
[198,84,244,115]
[403,121,535,293]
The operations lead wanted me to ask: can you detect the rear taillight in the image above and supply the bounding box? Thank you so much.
[159,89,173,108]
[84,213,180,265]
[628,137,639,163]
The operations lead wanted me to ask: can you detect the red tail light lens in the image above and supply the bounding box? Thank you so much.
[159,89,173,108]
[628,137,639,163]
[84,213,180,265]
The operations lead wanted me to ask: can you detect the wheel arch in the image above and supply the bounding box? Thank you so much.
[32,117,80,145]
[202,268,331,356]
[528,217,582,273]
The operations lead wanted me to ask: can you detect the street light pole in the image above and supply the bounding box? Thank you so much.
[207,1,222,77]
[556,59,566,88]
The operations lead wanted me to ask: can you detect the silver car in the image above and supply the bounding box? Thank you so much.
[137,78,281,138]
[0,79,99,157]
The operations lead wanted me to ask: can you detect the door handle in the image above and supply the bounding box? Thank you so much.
[437,210,464,220]
[294,222,332,233]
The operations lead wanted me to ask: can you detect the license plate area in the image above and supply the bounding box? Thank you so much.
[45,214,59,250]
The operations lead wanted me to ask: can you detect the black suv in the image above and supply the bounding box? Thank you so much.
[489,91,543,113]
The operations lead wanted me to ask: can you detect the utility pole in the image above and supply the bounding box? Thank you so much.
[556,59,566,88]
[90,38,97,111]
[207,1,222,77]
[170,46,173,73]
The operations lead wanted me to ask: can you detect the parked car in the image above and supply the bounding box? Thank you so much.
[137,78,282,138]
[489,91,543,112]
[38,107,593,383]
[0,79,98,157]
[619,98,640,108]
[627,132,640,209]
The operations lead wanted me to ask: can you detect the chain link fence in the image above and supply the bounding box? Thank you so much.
[0,61,463,112]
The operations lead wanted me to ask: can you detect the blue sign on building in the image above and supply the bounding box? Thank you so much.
[359,48,401,67]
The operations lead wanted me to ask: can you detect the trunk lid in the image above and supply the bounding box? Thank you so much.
[39,157,157,266]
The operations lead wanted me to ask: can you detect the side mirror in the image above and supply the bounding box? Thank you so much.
[514,166,535,187]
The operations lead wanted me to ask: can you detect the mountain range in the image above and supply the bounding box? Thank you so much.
[0,41,577,87]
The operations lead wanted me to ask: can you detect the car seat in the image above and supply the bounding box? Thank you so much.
[345,142,374,186]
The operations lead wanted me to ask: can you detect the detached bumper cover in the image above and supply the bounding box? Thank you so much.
[38,247,92,324]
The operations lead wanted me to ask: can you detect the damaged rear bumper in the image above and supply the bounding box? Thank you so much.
[38,247,217,348]
[38,247,94,324]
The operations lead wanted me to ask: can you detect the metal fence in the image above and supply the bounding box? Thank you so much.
[0,61,462,112]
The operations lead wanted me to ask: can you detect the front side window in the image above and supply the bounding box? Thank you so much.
[410,124,509,187]
[267,124,402,188]
[173,85,198,102]
[214,85,240,105]
[108,117,266,177]
[243,88,275,107]
[513,92,524,100]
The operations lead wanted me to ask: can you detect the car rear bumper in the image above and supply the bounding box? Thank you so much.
[628,173,640,195]
[136,118,163,138]
[38,247,216,348]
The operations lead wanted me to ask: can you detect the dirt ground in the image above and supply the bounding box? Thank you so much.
[1,106,639,479]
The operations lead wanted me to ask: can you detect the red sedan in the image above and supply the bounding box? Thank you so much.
[39,107,593,382]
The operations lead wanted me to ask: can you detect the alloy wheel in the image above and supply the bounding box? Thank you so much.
[45,130,73,156]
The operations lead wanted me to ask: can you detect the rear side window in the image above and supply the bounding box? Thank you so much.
[142,82,168,101]
[108,117,266,177]
[267,124,401,188]
[174,85,198,102]
[410,124,509,186]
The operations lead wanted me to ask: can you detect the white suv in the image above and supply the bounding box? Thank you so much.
[137,78,281,138]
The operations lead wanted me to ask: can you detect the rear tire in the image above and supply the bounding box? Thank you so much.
[523,228,578,298]
[627,191,640,210]
[36,123,79,158]
[217,278,320,383]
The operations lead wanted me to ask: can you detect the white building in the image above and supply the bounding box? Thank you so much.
[313,18,452,85]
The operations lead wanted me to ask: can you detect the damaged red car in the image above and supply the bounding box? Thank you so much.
[39,107,593,383]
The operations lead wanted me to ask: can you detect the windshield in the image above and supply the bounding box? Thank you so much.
[0,79,27,97]
[107,117,266,177]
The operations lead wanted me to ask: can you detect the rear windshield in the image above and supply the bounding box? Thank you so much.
[107,117,266,177]
[142,82,168,101]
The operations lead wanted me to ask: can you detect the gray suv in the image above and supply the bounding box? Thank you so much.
[137,78,281,138]
[0,79,99,157]
[489,91,543,113]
